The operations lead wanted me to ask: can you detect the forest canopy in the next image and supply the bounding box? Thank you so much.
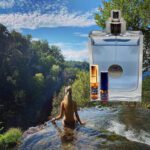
[0,24,89,131]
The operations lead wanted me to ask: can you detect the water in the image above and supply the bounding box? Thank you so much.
[19,107,150,150]
[108,107,150,145]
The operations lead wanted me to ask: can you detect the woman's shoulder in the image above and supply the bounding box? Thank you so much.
[61,101,65,107]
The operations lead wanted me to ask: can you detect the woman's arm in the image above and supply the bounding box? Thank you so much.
[51,102,64,123]
[74,102,85,125]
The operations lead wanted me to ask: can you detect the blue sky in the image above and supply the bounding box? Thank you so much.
[0,0,102,61]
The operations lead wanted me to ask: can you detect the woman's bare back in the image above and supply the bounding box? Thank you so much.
[62,100,77,123]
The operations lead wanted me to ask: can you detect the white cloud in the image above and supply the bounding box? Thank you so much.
[49,42,89,61]
[0,8,95,30]
[49,41,87,48]
[31,37,40,41]
[62,48,89,61]
[0,0,15,9]
[74,32,88,37]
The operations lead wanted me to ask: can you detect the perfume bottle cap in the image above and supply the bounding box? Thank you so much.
[106,10,126,35]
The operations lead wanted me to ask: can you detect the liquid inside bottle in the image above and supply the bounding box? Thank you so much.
[90,65,99,100]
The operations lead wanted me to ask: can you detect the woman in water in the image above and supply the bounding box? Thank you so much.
[51,86,85,128]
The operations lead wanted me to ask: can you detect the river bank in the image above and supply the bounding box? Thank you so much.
[18,106,150,150]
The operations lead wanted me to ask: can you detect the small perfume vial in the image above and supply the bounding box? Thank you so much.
[89,10,143,102]
[100,72,109,102]
[90,65,99,100]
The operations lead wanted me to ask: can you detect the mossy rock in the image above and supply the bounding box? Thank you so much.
[107,134,127,141]
[146,103,150,109]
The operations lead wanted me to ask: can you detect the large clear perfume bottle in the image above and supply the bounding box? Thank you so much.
[89,10,143,102]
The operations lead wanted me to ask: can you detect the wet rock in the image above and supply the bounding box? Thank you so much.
[19,107,150,150]
[22,125,45,139]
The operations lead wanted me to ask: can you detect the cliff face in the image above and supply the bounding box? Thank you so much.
[19,107,150,150]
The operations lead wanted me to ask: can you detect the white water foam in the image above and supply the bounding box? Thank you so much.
[107,120,150,146]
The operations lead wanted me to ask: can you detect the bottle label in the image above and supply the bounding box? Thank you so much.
[101,90,108,101]
[91,87,98,95]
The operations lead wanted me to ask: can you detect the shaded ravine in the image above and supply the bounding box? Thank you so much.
[19,107,150,150]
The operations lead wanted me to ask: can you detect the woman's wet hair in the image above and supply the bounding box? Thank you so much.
[65,86,71,95]
[64,86,72,103]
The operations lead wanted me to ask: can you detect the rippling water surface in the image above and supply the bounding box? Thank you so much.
[19,106,150,150]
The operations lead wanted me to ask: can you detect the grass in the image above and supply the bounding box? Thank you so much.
[0,128,22,149]
[142,77,150,108]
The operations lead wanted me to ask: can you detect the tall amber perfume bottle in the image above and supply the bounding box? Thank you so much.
[90,65,99,100]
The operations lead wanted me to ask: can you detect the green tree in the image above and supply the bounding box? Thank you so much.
[51,65,61,77]
[0,24,66,129]
[72,71,90,107]
[0,23,90,130]
[95,0,149,30]
[49,45,64,64]
[33,73,45,87]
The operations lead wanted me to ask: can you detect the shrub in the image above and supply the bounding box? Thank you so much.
[72,71,90,107]
[0,128,22,149]
[142,77,150,102]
